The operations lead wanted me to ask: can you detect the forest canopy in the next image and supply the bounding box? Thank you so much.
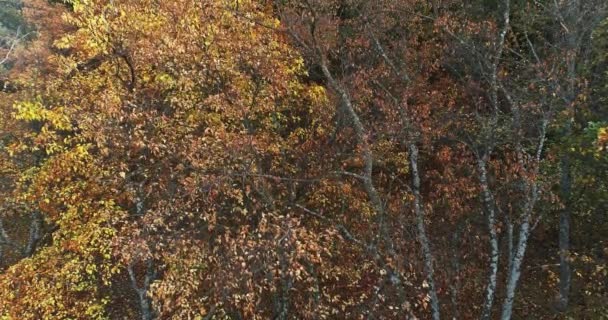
[0,0,607,319]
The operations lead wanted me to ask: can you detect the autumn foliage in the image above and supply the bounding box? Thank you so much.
[0,0,606,319]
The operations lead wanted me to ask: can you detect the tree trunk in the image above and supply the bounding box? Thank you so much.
[128,260,156,320]
[478,158,499,320]
[24,211,42,257]
[500,213,531,320]
[409,142,441,320]
[501,117,546,320]
[501,179,541,320]
[558,154,572,311]
[318,56,413,316]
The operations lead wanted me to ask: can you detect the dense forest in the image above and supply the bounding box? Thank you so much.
[0,0,607,319]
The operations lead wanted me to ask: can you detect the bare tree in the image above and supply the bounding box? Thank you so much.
[274,1,440,318]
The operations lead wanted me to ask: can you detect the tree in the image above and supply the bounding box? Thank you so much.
[1,0,330,318]
[0,0,607,319]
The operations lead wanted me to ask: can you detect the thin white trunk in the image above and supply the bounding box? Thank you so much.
[363,30,440,318]
[478,158,499,320]
[500,212,531,320]
[481,0,510,313]
[318,56,413,314]
[409,143,441,320]
[501,120,546,320]
[507,216,514,274]
[128,260,156,320]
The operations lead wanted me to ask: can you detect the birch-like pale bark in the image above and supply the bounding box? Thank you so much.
[318,60,413,315]
[480,2,510,317]
[320,62,384,220]
[128,260,156,320]
[409,142,441,320]
[127,184,156,320]
[506,216,514,274]
[500,120,547,320]
[0,27,22,66]
[366,26,441,320]
[501,173,540,320]
[478,157,500,320]
[500,211,531,320]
